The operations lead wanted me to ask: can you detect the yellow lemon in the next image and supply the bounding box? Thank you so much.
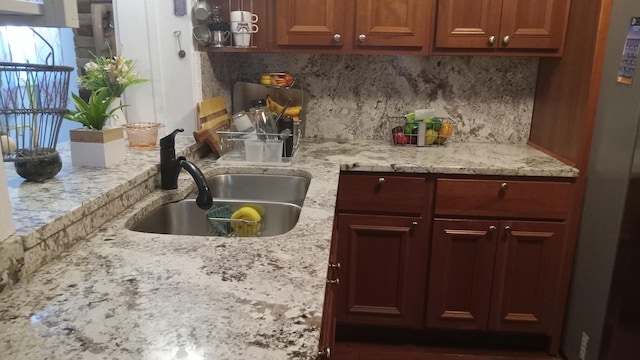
[231,206,262,237]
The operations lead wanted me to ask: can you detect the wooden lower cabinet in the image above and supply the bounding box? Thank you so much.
[426,218,566,334]
[335,214,430,328]
[320,174,574,358]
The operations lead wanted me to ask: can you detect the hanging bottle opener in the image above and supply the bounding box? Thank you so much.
[174,30,186,58]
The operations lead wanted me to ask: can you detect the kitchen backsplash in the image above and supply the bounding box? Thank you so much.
[202,53,538,144]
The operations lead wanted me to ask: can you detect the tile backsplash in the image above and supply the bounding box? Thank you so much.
[202,53,538,144]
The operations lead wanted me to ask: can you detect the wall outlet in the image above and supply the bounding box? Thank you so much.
[579,331,589,360]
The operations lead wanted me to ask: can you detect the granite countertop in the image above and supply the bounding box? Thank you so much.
[0,139,578,360]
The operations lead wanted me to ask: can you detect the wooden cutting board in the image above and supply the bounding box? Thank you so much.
[193,96,231,157]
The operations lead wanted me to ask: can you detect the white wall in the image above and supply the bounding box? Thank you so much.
[112,0,202,135]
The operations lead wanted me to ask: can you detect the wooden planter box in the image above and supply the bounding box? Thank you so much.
[70,127,126,168]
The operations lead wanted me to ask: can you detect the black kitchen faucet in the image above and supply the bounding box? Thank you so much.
[159,128,213,210]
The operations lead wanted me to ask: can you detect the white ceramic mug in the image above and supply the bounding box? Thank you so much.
[232,32,251,47]
[230,10,258,23]
[231,21,258,34]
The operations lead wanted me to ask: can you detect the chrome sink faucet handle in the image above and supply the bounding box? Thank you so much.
[159,128,213,210]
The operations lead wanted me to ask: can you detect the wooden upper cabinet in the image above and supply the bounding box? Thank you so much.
[275,0,433,53]
[354,0,430,48]
[276,0,348,47]
[435,0,571,53]
[435,0,502,49]
[499,0,571,50]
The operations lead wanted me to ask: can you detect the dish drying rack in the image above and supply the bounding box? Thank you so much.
[215,127,302,166]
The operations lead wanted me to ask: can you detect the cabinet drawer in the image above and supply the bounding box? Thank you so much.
[435,178,573,219]
[337,174,429,214]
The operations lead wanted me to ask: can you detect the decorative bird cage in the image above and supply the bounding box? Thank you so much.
[0,31,73,181]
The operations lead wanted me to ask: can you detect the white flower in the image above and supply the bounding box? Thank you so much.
[84,62,98,71]
[116,77,125,84]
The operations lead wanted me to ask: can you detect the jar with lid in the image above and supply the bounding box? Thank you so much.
[209,4,230,32]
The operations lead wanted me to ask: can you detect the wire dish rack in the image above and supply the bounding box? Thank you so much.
[215,128,301,165]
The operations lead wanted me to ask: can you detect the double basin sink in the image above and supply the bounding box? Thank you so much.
[128,174,311,237]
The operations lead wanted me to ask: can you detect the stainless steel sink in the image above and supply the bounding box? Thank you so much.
[207,173,310,206]
[128,174,310,237]
[129,199,302,237]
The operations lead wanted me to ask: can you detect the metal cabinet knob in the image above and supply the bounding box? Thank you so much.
[333,34,342,42]
[489,225,497,233]
[328,262,341,269]
[503,35,511,44]
[504,225,512,232]
[378,177,386,184]
[358,34,366,42]
[488,35,496,45]
[501,182,509,191]
[412,221,419,228]
[318,348,331,359]
[326,278,339,285]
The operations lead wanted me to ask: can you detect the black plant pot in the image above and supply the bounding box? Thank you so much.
[13,148,62,182]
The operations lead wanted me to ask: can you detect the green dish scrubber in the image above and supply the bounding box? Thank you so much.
[206,204,232,236]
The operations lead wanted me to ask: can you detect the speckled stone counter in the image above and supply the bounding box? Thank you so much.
[0,139,577,360]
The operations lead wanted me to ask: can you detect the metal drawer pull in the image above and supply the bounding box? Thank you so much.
[378,177,385,184]
[504,225,511,232]
[327,278,339,285]
[488,35,495,45]
[333,34,341,42]
[503,35,511,44]
[358,34,366,42]
[489,225,497,233]
[318,348,331,359]
[328,262,341,269]
[501,182,509,190]
[412,221,419,227]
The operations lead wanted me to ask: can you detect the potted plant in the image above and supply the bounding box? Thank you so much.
[78,52,148,127]
[64,89,127,168]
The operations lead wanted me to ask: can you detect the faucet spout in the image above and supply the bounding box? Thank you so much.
[179,157,213,209]
[159,128,213,210]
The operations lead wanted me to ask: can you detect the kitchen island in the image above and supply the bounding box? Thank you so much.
[0,139,577,360]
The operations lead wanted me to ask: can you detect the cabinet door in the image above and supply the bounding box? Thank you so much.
[318,218,339,357]
[489,221,566,333]
[354,0,431,48]
[498,0,570,49]
[434,0,502,49]
[336,214,429,328]
[426,219,497,330]
[276,0,349,46]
